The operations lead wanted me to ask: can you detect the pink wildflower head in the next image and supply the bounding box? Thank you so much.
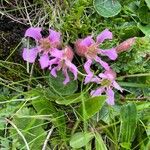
[90,69,123,105]
[22,27,61,69]
[75,29,118,80]
[49,46,78,85]
[75,36,95,57]
[75,29,117,60]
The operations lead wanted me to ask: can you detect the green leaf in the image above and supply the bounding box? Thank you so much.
[55,93,83,105]
[10,108,46,150]
[119,82,150,88]
[137,6,150,24]
[70,132,94,148]
[146,140,150,150]
[78,96,106,120]
[119,103,137,148]
[95,132,107,150]
[0,137,10,150]
[136,102,150,111]
[145,0,150,9]
[93,104,121,124]
[48,71,78,96]
[31,94,67,139]
[94,0,121,17]
[26,88,67,139]
[120,142,131,149]
[137,23,150,36]
[33,100,66,139]
[119,22,140,39]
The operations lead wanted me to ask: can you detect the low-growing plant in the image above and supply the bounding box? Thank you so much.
[0,0,149,149]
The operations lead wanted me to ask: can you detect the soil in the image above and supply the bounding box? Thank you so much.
[0,15,29,81]
[0,16,27,62]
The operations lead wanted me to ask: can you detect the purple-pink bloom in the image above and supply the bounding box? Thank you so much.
[90,69,123,105]
[75,29,117,84]
[49,47,78,85]
[22,27,61,69]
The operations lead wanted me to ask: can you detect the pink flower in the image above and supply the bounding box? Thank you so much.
[90,69,123,105]
[75,29,117,83]
[22,27,61,69]
[49,47,78,85]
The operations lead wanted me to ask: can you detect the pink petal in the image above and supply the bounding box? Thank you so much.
[25,27,42,41]
[98,73,107,79]
[90,76,101,83]
[66,60,78,80]
[95,56,110,70]
[49,58,59,70]
[50,48,63,58]
[113,81,123,92]
[57,63,62,71]
[98,48,117,60]
[80,36,95,47]
[84,59,94,84]
[50,67,58,77]
[104,70,116,81]
[39,54,49,69]
[106,88,115,105]
[96,29,113,43]
[91,87,104,97]
[49,29,61,47]
[84,59,93,75]
[22,48,38,63]
[84,75,93,84]
[85,74,101,84]
[63,69,70,85]
[64,46,74,61]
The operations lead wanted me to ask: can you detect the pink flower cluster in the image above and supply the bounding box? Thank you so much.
[75,29,123,105]
[22,27,77,84]
[23,27,122,105]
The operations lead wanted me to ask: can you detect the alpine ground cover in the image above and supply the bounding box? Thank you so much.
[0,0,150,149]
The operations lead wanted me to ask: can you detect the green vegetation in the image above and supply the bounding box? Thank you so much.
[0,0,149,149]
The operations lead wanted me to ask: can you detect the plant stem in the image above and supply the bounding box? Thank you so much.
[71,120,80,135]
[42,126,54,150]
[5,118,30,150]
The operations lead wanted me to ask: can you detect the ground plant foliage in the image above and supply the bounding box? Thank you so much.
[0,0,150,149]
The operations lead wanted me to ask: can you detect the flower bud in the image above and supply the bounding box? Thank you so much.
[116,37,136,53]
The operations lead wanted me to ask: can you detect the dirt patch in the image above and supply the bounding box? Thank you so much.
[0,16,27,62]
